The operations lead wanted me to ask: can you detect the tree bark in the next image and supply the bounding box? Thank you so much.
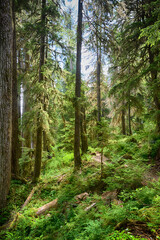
[43,100,47,151]
[33,0,46,182]
[121,109,126,135]
[11,0,20,177]
[0,0,12,208]
[97,51,101,123]
[148,47,160,133]
[128,91,132,135]
[101,148,103,179]
[22,50,31,176]
[23,50,31,150]
[17,49,22,159]
[81,106,88,154]
[43,32,48,152]
[74,0,83,170]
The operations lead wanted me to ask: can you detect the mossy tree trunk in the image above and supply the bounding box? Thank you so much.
[0,0,12,208]
[74,0,83,170]
[11,0,20,177]
[33,0,46,182]
[24,50,31,150]
[128,90,132,135]
[148,47,160,133]
[97,50,101,124]
[43,31,48,152]
[121,93,126,135]
[81,106,88,154]
[121,109,126,135]
[22,50,32,176]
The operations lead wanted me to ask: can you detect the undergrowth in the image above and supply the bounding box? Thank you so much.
[1,133,160,240]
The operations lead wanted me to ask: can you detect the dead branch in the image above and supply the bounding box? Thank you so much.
[20,187,36,210]
[85,203,96,212]
[36,198,58,216]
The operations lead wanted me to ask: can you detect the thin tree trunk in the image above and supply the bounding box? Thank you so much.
[148,47,160,133]
[33,0,46,182]
[121,109,126,135]
[43,31,48,152]
[101,148,103,179]
[24,50,31,149]
[11,0,20,176]
[17,50,22,159]
[22,50,31,176]
[74,0,83,170]
[68,8,73,73]
[0,0,12,208]
[97,48,101,123]
[81,106,88,154]
[43,99,47,151]
[128,94,132,135]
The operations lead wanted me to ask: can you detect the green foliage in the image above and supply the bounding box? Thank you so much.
[19,147,33,175]
[4,0,160,239]
[103,162,145,191]
[105,230,145,240]
[58,118,75,150]
[0,181,31,227]
[96,118,109,148]
[42,147,74,179]
[149,134,160,158]
[2,151,160,240]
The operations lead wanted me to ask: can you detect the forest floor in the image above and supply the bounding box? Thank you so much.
[0,133,160,240]
[91,151,109,164]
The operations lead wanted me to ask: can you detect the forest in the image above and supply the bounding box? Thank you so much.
[0,0,160,239]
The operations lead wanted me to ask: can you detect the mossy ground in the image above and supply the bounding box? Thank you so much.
[1,133,160,240]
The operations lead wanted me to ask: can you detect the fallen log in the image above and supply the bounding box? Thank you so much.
[20,187,36,210]
[0,187,36,231]
[36,198,58,216]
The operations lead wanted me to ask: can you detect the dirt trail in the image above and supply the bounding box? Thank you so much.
[91,152,110,165]
[92,152,159,183]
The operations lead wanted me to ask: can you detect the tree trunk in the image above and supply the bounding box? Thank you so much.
[81,106,88,154]
[11,0,20,177]
[17,49,22,159]
[22,50,31,177]
[43,32,48,152]
[43,99,47,151]
[148,47,160,133]
[128,97,132,135]
[121,109,126,135]
[122,94,126,135]
[74,0,83,170]
[127,87,132,135]
[97,49,101,123]
[0,0,12,208]
[101,148,103,179]
[23,50,31,150]
[33,0,46,182]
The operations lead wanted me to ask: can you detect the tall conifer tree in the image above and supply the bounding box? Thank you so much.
[33,0,46,182]
[74,0,83,169]
[12,0,20,177]
[0,0,12,208]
